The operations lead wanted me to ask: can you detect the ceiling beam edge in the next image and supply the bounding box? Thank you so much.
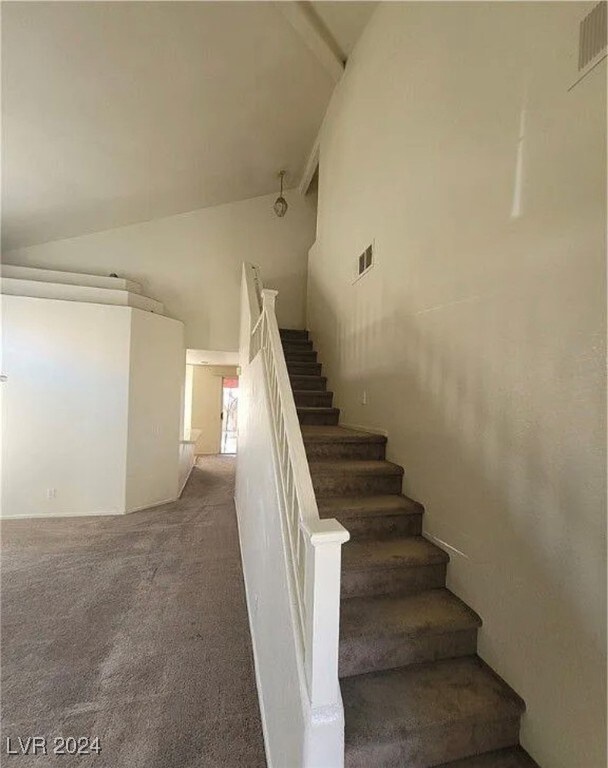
[298,133,320,196]
[274,1,344,85]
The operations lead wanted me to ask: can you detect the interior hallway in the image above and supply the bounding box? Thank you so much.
[1,456,266,768]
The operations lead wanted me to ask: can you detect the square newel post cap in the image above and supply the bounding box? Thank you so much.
[261,288,278,311]
[302,518,350,546]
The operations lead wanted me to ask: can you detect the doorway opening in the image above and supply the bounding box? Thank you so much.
[220,376,239,454]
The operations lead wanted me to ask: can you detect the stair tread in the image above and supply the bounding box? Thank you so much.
[341,589,481,641]
[289,377,327,391]
[293,389,334,396]
[301,425,387,444]
[297,406,340,414]
[318,494,423,519]
[343,656,525,749]
[436,747,539,768]
[343,536,449,570]
[281,338,313,347]
[309,460,404,476]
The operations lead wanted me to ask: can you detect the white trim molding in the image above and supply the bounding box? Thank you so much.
[275,2,344,85]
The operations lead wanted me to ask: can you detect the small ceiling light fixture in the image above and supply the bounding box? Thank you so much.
[273,170,288,218]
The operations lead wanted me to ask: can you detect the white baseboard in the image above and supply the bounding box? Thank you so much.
[424,529,472,562]
[339,421,389,438]
[126,495,178,514]
[1,509,123,520]
[2,491,184,520]
[178,462,195,497]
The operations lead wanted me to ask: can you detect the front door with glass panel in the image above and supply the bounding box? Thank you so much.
[220,377,238,454]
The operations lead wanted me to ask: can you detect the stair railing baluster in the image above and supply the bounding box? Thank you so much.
[242,264,349,723]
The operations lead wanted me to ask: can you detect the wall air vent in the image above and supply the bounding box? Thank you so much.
[579,1,607,69]
[571,1,607,89]
[354,243,374,283]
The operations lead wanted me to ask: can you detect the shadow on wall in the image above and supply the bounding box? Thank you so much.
[263,268,310,330]
[306,268,607,760]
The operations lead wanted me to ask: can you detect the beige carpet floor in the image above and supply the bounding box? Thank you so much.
[1,456,266,768]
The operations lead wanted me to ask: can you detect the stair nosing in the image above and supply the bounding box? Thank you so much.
[293,389,333,395]
[433,747,540,768]
[343,536,449,570]
[297,406,340,413]
[301,428,386,445]
[342,656,525,748]
[346,709,522,750]
[309,460,404,476]
[318,495,423,518]
[322,507,423,521]
[340,589,482,641]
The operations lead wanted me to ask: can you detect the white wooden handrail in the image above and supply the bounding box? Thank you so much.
[241,263,349,714]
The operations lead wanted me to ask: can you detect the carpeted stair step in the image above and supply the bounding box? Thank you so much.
[436,747,540,767]
[293,390,334,408]
[282,339,314,353]
[342,656,525,768]
[295,329,529,766]
[279,328,308,340]
[302,425,387,460]
[309,460,403,497]
[339,589,481,677]
[317,495,423,539]
[289,374,327,391]
[284,350,317,363]
[341,536,448,598]
[287,361,322,376]
[297,406,340,426]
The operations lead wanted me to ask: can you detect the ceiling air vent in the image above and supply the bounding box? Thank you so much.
[571,1,607,89]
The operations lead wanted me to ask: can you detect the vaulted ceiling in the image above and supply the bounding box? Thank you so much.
[1,1,376,250]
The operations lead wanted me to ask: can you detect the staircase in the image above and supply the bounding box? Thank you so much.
[280,328,539,768]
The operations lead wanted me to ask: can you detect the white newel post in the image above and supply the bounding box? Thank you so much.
[304,520,350,708]
[261,288,278,315]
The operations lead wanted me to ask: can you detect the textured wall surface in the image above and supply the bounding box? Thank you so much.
[5,190,317,350]
[307,3,606,766]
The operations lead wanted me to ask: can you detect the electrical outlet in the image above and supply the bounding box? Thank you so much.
[46,488,57,500]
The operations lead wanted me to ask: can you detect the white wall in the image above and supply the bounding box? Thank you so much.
[4,190,317,350]
[183,364,194,435]
[190,364,238,455]
[1,295,130,516]
[307,3,606,767]
[1,297,185,517]
[125,310,184,512]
